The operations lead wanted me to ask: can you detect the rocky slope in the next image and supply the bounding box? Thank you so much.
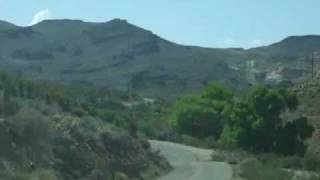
[0,71,171,180]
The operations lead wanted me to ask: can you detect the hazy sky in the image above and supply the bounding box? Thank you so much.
[0,0,319,48]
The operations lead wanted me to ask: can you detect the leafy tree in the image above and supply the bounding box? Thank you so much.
[170,83,314,155]
[220,85,314,155]
[274,117,314,155]
[218,102,255,149]
[201,83,233,101]
[169,83,233,138]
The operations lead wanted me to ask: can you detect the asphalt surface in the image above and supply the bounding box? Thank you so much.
[149,140,233,180]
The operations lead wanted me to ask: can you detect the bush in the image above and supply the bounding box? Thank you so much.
[30,169,59,180]
[202,136,218,148]
[278,156,303,170]
[1,100,20,117]
[303,152,320,171]
[71,107,87,117]
[211,150,250,164]
[237,158,293,180]
[9,109,51,145]
[7,109,53,163]
[180,134,203,147]
[98,110,117,123]
[211,153,226,162]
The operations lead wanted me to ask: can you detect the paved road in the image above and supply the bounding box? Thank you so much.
[149,140,233,180]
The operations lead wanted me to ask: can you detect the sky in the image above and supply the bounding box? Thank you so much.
[0,0,320,48]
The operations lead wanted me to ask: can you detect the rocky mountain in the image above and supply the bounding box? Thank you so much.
[0,19,319,99]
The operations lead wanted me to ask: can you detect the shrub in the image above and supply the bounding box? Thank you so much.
[71,107,87,117]
[180,134,203,147]
[237,158,293,180]
[280,156,304,169]
[98,110,117,123]
[303,152,320,171]
[211,153,226,162]
[202,136,218,148]
[8,109,53,163]
[30,169,59,180]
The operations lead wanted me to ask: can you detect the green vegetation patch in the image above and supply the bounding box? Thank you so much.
[170,83,314,156]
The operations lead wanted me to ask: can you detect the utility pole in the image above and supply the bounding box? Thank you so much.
[312,52,314,79]
[311,51,320,79]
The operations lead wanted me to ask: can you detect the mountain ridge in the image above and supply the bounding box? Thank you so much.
[0,18,319,99]
[4,18,320,50]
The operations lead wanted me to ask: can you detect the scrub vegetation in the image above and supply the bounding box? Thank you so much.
[0,71,170,180]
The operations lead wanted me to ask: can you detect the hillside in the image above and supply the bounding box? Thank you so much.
[251,35,320,56]
[0,19,319,99]
[0,70,171,180]
[292,76,320,159]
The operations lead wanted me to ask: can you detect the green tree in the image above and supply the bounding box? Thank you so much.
[219,85,314,155]
[201,83,233,101]
[274,117,314,155]
[169,83,233,138]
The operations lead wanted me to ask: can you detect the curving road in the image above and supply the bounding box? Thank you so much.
[149,140,233,180]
